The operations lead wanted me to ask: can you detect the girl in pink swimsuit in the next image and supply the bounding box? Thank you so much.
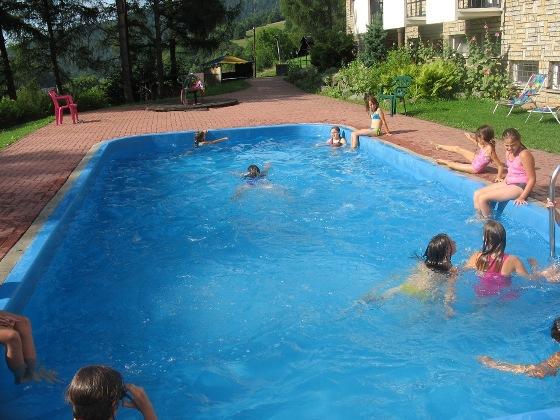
[473,128,536,218]
[434,125,504,178]
[465,221,560,297]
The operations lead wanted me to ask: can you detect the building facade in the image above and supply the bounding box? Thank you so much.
[347,0,560,105]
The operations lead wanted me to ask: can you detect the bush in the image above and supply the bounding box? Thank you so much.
[321,60,379,99]
[415,59,462,99]
[310,32,355,72]
[65,75,110,111]
[0,84,52,129]
[285,64,323,93]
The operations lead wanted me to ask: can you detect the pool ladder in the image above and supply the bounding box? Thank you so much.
[550,165,560,258]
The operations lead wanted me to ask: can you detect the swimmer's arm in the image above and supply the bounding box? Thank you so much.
[380,285,402,300]
[204,136,228,145]
[340,138,347,145]
[463,253,480,270]
[490,149,505,181]
[260,163,271,177]
[515,257,560,282]
[515,151,536,204]
[379,109,391,135]
[464,132,477,145]
[479,353,560,378]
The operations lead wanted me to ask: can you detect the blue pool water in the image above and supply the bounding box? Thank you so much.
[1,124,559,419]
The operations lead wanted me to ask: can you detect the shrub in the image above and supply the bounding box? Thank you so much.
[321,60,379,99]
[285,64,323,93]
[310,32,356,72]
[415,59,462,99]
[0,83,52,128]
[65,75,110,111]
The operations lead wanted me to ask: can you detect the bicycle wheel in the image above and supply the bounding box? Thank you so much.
[180,88,187,105]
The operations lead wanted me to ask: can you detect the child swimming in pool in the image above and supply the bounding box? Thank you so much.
[434,125,504,179]
[193,130,228,147]
[0,311,56,383]
[478,317,560,378]
[233,163,273,199]
[350,94,391,149]
[326,126,346,147]
[367,234,458,317]
[473,128,536,218]
[464,220,559,298]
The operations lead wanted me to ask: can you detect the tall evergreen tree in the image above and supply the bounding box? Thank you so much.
[116,0,134,102]
[279,0,345,39]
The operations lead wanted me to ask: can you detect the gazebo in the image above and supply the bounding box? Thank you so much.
[204,55,253,84]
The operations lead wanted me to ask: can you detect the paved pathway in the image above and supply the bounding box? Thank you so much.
[1,77,558,261]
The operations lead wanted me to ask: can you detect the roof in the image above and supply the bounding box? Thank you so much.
[204,55,250,67]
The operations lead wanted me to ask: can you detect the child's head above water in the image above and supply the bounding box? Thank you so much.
[476,220,506,271]
[194,130,206,146]
[247,164,261,178]
[551,318,560,342]
[422,233,455,273]
[331,126,341,139]
[502,127,524,153]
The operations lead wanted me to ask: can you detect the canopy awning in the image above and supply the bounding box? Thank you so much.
[204,55,249,67]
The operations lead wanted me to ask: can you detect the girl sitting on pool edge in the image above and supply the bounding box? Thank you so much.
[351,94,391,149]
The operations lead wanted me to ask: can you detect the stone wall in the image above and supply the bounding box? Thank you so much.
[502,0,560,105]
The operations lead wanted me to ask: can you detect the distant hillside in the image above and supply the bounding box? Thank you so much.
[232,20,285,48]
[224,0,280,19]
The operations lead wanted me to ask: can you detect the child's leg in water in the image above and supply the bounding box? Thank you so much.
[351,129,374,149]
[474,183,522,217]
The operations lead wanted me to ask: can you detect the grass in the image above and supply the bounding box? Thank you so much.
[0,116,54,151]
[391,97,560,154]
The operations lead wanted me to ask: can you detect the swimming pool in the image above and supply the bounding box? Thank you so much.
[1,124,559,419]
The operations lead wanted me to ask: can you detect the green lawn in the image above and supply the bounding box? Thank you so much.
[394,97,560,154]
[0,116,54,151]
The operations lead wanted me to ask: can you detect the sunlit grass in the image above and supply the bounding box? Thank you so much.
[0,116,54,151]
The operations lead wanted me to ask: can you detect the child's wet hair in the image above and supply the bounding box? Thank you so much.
[247,164,260,177]
[194,131,205,144]
[476,220,506,271]
[422,233,454,273]
[364,93,379,113]
[66,365,126,420]
[331,126,341,134]
[475,125,495,144]
[551,318,560,342]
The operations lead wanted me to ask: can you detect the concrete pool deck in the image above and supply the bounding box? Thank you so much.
[0,76,559,263]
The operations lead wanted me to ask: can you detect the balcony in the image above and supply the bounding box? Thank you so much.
[406,0,426,25]
[457,0,502,19]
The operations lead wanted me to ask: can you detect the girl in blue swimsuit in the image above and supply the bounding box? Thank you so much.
[350,94,391,149]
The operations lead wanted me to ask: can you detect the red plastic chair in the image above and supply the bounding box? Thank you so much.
[48,89,79,125]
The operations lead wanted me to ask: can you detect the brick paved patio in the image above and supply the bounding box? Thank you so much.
[1,77,558,262]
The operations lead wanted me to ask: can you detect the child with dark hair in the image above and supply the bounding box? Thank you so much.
[233,163,272,199]
[350,94,391,149]
[479,317,560,378]
[0,310,55,383]
[193,130,228,147]
[473,128,536,218]
[464,220,559,297]
[66,365,157,420]
[434,125,504,179]
[370,233,458,316]
[326,126,346,147]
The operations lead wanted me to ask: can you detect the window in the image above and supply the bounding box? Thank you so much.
[371,0,383,15]
[449,35,469,56]
[550,62,560,90]
[510,61,539,84]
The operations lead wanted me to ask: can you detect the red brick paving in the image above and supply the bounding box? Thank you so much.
[1,77,559,261]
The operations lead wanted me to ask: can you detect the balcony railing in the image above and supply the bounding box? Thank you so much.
[458,0,501,8]
[407,0,426,17]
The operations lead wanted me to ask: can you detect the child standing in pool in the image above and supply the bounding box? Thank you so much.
[368,234,458,317]
[326,126,346,147]
[194,130,228,147]
[464,220,560,297]
[479,317,560,378]
[351,94,391,149]
[473,128,536,218]
[434,125,504,179]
